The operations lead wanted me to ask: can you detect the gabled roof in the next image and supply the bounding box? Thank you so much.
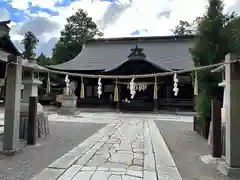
[103,45,172,75]
[49,35,195,71]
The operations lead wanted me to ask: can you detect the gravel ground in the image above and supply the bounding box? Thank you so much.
[155,120,237,180]
[0,121,105,180]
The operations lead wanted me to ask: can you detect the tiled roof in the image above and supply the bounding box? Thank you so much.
[0,20,11,29]
[49,35,195,71]
[0,35,21,56]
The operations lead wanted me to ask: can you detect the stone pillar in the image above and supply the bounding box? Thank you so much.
[218,53,240,176]
[3,55,22,154]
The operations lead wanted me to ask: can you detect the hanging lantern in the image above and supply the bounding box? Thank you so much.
[97,77,102,98]
[173,73,179,96]
[129,77,136,99]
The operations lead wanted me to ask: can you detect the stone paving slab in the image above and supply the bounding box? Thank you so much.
[31,117,182,180]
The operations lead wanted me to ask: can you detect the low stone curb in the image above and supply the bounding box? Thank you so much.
[148,120,183,180]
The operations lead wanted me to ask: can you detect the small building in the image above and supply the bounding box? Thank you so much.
[49,35,195,111]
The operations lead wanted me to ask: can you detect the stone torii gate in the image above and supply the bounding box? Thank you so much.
[217,53,240,176]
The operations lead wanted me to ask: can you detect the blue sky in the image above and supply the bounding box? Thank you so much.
[0,0,239,56]
[0,0,115,23]
[0,0,58,22]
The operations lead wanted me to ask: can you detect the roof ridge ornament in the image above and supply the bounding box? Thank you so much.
[128,44,146,58]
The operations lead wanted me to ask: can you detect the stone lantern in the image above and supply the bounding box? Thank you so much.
[20,58,49,139]
[21,59,42,112]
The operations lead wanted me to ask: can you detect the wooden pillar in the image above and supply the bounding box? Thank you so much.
[92,85,94,98]
[211,99,222,158]
[27,97,37,145]
[3,55,22,155]
[218,53,240,176]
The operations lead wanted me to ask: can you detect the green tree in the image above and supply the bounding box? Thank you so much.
[36,53,52,66]
[225,16,240,53]
[173,17,203,35]
[52,9,103,64]
[173,12,236,36]
[190,0,227,121]
[21,31,39,59]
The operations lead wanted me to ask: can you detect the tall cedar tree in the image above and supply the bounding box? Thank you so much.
[225,16,240,53]
[190,0,228,121]
[52,9,103,64]
[21,31,39,59]
[173,17,203,35]
[36,53,51,66]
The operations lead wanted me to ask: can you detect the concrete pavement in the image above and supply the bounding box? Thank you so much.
[31,118,182,180]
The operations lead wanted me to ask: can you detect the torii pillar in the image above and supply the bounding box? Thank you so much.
[218,53,240,177]
[2,55,22,155]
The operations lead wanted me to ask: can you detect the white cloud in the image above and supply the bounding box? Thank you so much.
[103,0,207,37]
[11,0,29,10]
[30,0,60,9]
[4,0,240,56]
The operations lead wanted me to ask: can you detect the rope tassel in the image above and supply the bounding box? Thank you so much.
[194,71,198,96]
[114,79,119,102]
[80,77,85,99]
[153,76,158,100]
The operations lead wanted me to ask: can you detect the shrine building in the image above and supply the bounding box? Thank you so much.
[49,35,195,111]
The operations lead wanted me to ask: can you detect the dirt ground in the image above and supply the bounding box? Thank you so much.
[155,120,238,180]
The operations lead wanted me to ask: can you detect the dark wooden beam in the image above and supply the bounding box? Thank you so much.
[211,99,222,158]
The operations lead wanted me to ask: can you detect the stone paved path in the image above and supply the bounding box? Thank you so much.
[31,118,182,180]
[0,109,193,126]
